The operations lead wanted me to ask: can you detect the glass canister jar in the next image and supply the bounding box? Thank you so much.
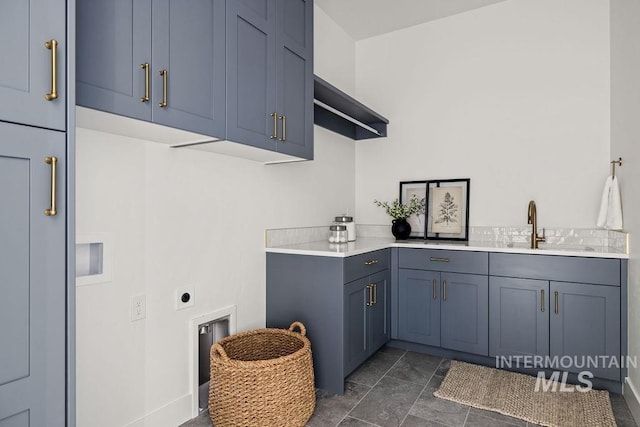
[328,225,348,243]
[334,216,356,241]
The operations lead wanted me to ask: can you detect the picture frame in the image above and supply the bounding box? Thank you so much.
[426,178,470,241]
[399,181,428,239]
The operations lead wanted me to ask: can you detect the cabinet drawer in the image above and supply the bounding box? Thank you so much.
[398,248,489,274]
[344,249,389,283]
[398,248,488,275]
[489,253,620,286]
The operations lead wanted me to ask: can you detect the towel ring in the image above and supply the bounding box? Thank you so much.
[611,157,623,178]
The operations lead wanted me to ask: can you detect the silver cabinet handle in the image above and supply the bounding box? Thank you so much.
[158,69,168,107]
[432,279,437,300]
[140,63,150,102]
[278,115,287,141]
[270,112,278,139]
[430,257,450,262]
[372,283,377,305]
[442,280,447,301]
[541,289,545,312]
[364,260,378,266]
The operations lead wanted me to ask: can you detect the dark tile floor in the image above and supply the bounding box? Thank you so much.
[181,346,638,427]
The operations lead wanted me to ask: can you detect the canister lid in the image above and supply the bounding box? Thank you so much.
[334,216,353,222]
[329,225,347,231]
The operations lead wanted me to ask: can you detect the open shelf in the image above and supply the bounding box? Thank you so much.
[313,75,389,140]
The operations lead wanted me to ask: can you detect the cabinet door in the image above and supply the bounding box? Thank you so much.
[226,0,277,151]
[0,123,66,426]
[397,269,440,346]
[274,0,313,159]
[441,273,489,356]
[77,0,152,121]
[0,0,66,130]
[152,0,226,137]
[550,282,620,381]
[368,270,391,354]
[489,277,549,358]
[344,277,369,375]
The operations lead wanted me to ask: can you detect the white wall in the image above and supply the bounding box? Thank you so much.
[75,6,357,426]
[354,0,611,228]
[76,135,147,426]
[610,0,640,419]
[314,5,356,97]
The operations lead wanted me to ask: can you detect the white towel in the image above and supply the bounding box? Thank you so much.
[596,176,623,230]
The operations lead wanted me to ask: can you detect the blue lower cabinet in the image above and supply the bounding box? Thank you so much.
[0,122,67,426]
[397,269,440,346]
[266,250,390,395]
[440,273,488,356]
[344,270,390,374]
[488,275,621,382]
[397,268,488,356]
[267,248,625,394]
[344,277,369,373]
[369,271,391,354]
[489,276,549,358]
[550,281,620,381]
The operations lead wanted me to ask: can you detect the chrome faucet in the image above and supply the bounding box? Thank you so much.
[527,200,546,249]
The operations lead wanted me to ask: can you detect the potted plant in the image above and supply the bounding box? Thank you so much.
[374,194,424,240]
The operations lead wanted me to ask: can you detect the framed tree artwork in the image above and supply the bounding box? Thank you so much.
[426,178,470,241]
[399,181,427,239]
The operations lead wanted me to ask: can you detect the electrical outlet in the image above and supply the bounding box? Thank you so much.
[130,294,146,321]
[175,286,195,310]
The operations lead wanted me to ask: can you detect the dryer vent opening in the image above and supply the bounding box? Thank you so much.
[197,317,229,413]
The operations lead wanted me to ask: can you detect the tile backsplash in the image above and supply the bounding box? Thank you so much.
[265,226,329,248]
[469,226,627,253]
[266,224,628,253]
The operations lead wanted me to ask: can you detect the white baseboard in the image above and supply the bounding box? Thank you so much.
[125,394,193,427]
[624,377,640,424]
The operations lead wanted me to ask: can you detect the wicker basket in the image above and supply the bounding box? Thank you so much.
[208,321,316,427]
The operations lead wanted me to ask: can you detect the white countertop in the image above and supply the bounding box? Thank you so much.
[265,237,629,259]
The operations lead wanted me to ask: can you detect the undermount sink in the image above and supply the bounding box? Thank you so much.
[505,242,595,252]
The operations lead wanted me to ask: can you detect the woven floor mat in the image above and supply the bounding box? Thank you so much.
[434,361,616,427]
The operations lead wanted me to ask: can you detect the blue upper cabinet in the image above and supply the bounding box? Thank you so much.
[77,0,312,160]
[226,0,277,152]
[77,0,152,122]
[152,0,226,137]
[77,0,226,138]
[0,0,66,131]
[275,0,313,159]
[227,0,313,159]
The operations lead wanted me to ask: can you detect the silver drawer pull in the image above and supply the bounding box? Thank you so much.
[430,257,450,262]
[364,260,378,266]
